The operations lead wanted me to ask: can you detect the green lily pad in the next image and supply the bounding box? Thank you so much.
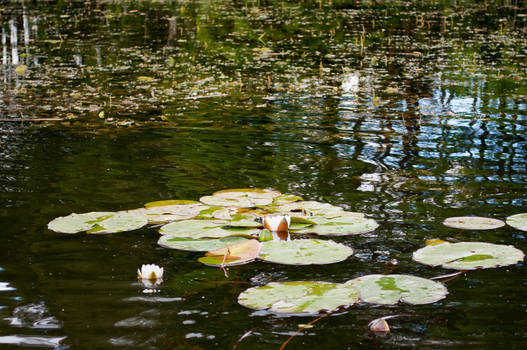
[198,239,261,267]
[86,211,148,234]
[442,216,505,230]
[224,213,262,227]
[157,236,247,252]
[506,213,527,232]
[159,220,259,239]
[48,212,114,233]
[200,188,281,208]
[271,194,303,206]
[345,274,448,305]
[238,281,359,314]
[294,216,379,236]
[129,203,206,224]
[412,242,525,270]
[273,201,345,218]
[259,239,354,265]
[144,199,199,208]
[195,206,225,220]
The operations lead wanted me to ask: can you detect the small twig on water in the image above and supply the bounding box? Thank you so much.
[279,311,334,350]
[232,327,258,350]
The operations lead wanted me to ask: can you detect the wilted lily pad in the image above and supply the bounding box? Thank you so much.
[238,281,359,314]
[506,213,527,232]
[259,239,354,265]
[295,216,379,236]
[412,242,525,270]
[200,188,281,208]
[158,236,247,252]
[159,220,258,239]
[198,239,261,267]
[48,212,114,233]
[345,274,448,305]
[442,216,505,230]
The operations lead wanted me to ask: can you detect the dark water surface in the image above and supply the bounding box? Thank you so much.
[1,0,526,349]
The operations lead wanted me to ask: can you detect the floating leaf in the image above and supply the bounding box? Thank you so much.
[213,188,281,197]
[198,239,261,267]
[442,216,505,230]
[225,213,261,227]
[130,203,205,224]
[294,216,379,236]
[86,211,148,234]
[273,201,345,218]
[144,199,199,208]
[157,236,247,252]
[195,206,225,220]
[288,216,316,230]
[259,239,354,265]
[412,242,525,270]
[159,220,258,239]
[238,281,359,314]
[345,274,448,305]
[271,194,303,206]
[200,188,281,208]
[506,213,527,232]
[48,212,114,233]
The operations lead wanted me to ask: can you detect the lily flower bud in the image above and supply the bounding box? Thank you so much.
[263,214,290,232]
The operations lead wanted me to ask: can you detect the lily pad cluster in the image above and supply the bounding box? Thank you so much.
[48,188,379,238]
[238,274,449,314]
[47,191,526,316]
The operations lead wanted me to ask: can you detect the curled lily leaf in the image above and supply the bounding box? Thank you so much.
[137,264,164,281]
[263,214,290,232]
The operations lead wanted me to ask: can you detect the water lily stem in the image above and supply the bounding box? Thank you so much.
[279,310,334,350]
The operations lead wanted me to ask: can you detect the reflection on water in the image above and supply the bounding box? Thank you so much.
[0,0,526,349]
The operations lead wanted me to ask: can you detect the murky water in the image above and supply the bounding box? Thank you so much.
[1,0,526,349]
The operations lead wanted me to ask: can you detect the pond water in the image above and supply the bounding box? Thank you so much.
[0,0,526,348]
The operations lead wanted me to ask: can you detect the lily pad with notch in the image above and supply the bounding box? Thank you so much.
[258,239,354,265]
[48,211,115,233]
[412,242,525,270]
[238,281,359,314]
[345,274,448,305]
[86,211,148,234]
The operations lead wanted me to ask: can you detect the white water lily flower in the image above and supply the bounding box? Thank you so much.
[263,214,290,232]
[137,264,164,281]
